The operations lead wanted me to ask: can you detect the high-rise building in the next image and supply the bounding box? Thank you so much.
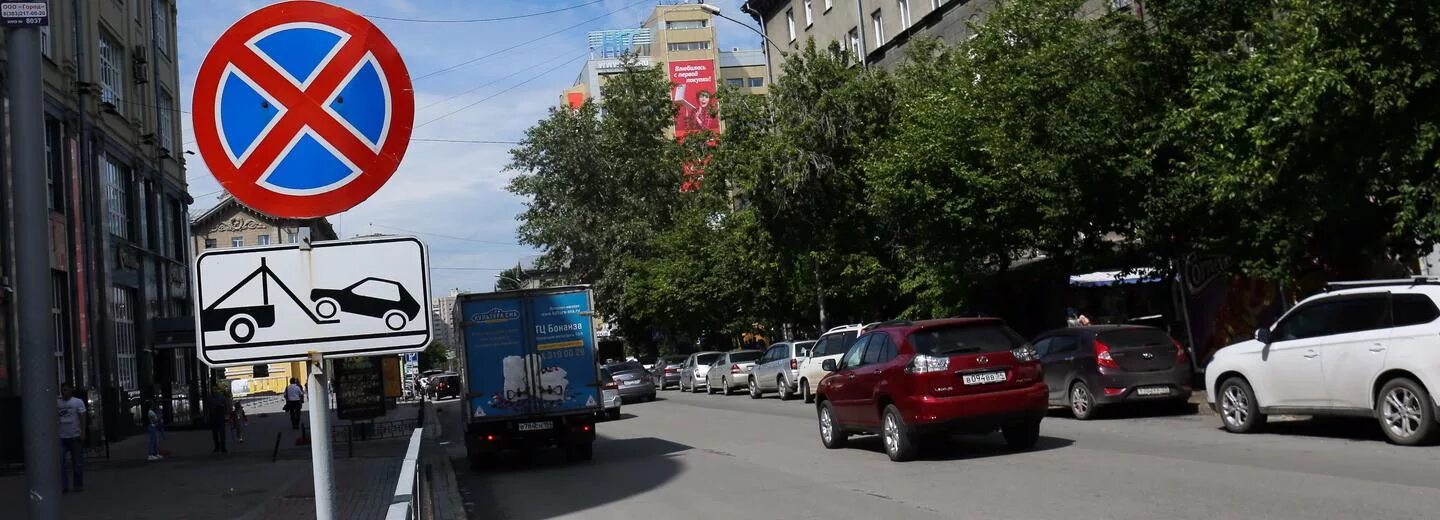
[743,0,1117,71]
[0,0,194,459]
[188,196,338,398]
[562,2,769,132]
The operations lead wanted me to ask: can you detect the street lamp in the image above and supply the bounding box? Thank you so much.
[699,3,782,85]
[494,273,522,292]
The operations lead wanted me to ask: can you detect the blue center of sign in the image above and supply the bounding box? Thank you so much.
[215,25,395,194]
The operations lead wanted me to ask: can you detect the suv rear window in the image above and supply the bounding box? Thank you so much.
[730,351,763,363]
[910,323,1024,356]
[695,353,722,365]
[1096,328,1174,349]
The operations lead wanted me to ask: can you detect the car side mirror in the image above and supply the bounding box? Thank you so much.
[821,359,837,372]
[1254,327,1272,344]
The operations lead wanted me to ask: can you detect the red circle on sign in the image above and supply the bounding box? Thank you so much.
[192,0,414,219]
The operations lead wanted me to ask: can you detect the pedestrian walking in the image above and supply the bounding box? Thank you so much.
[145,402,166,461]
[284,378,305,430]
[231,400,248,443]
[57,383,85,492]
[206,385,229,453]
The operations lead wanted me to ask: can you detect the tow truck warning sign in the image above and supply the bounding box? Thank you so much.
[193,235,431,367]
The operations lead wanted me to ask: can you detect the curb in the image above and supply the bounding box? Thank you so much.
[419,402,466,520]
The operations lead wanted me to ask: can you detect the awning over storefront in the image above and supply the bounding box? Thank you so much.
[1069,269,1164,288]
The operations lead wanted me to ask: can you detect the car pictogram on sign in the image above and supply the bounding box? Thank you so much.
[311,277,422,331]
[191,1,413,219]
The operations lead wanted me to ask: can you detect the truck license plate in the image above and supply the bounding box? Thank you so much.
[961,371,1007,385]
[518,421,552,432]
[1136,386,1171,396]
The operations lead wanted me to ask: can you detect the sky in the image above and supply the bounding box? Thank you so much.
[177,0,762,295]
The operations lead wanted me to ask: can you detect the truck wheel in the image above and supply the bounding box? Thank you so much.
[228,316,257,343]
[566,441,594,462]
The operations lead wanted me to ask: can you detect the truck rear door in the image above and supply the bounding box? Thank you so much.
[460,296,528,419]
[526,289,601,415]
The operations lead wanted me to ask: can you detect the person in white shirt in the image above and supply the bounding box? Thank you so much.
[284,378,305,430]
[57,383,86,492]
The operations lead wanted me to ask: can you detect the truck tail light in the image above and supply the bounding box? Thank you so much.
[1095,339,1119,369]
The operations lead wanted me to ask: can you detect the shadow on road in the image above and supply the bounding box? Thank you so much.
[454,436,692,520]
[1046,401,1199,420]
[1238,417,1390,443]
[847,433,1075,462]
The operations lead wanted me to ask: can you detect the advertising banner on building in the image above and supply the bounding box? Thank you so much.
[670,59,718,138]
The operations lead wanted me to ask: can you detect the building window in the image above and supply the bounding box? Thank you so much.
[287,230,300,243]
[804,0,814,27]
[665,20,706,30]
[786,8,796,42]
[169,198,186,259]
[158,90,175,153]
[52,272,71,387]
[45,117,66,214]
[98,33,124,108]
[825,0,834,12]
[666,41,711,52]
[725,78,744,87]
[899,0,912,29]
[153,0,170,57]
[204,238,217,249]
[257,234,271,246]
[40,23,53,59]
[253,364,270,378]
[113,287,137,391]
[749,77,764,87]
[102,155,131,239]
[871,10,885,49]
[848,27,861,55]
[231,236,244,248]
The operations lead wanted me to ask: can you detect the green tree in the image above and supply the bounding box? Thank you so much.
[419,341,449,372]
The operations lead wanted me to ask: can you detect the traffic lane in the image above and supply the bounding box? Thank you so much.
[651,389,1440,520]
[436,398,946,520]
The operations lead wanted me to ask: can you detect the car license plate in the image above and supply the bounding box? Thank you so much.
[623,379,640,386]
[1136,386,1171,396]
[518,421,552,432]
[961,371,1007,385]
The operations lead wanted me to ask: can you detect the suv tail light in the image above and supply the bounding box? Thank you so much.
[1095,339,1119,369]
[730,364,742,374]
[789,358,798,370]
[664,367,677,374]
[905,354,949,374]
[1174,340,1190,365]
[603,381,618,390]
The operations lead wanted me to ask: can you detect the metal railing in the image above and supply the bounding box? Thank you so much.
[385,428,425,520]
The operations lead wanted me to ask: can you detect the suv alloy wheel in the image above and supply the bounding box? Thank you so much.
[779,376,794,401]
[818,401,847,449]
[882,405,917,462]
[1218,377,1265,433]
[801,380,813,403]
[1377,378,1437,446]
[749,378,762,399]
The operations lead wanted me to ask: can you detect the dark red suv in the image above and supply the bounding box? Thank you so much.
[814,318,1047,461]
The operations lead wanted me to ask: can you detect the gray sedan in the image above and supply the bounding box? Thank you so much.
[605,362,656,403]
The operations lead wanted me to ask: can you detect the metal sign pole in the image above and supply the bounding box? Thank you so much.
[307,352,336,520]
[7,21,62,520]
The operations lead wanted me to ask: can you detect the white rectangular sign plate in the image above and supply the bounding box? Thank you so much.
[194,236,431,367]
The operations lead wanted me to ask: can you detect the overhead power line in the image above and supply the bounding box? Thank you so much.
[364,0,606,23]
[420,47,591,112]
[418,54,588,129]
[412,138,521,145]
[370,223,524,246]
[430,267,515,271]
[413,0,648,82]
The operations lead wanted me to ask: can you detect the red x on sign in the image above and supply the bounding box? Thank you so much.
[192,1,414,219]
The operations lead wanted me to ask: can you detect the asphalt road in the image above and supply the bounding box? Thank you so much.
[438,389,1440,520]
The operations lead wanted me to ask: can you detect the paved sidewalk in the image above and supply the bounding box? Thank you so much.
[0,403,420,519]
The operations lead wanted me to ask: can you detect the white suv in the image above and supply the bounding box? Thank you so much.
[796,324,864,403]
[1206,279,1440,445]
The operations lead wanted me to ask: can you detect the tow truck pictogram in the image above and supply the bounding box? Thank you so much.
[200,258,339,343]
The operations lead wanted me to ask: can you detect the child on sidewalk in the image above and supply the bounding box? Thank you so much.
[230,400,248,443]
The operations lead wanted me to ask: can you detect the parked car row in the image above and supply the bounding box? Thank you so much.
[655,279,1440,461]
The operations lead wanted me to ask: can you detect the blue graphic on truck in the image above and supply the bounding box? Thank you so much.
[460,289,599,420]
